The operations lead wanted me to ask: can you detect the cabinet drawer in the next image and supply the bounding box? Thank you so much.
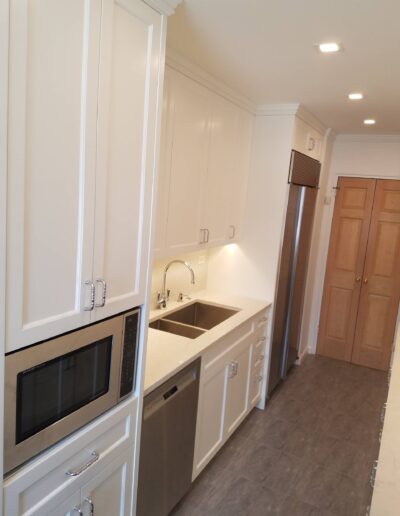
[4,397,137,516]
[202,319,253,376]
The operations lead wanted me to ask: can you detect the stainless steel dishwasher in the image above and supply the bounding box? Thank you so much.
[137,358,201,516]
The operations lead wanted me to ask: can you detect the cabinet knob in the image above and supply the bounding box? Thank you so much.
[355,276,361,283]
[363,278,369,284]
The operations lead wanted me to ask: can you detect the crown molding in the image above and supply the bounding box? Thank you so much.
[143,0,182,16]
[166,49,256,113]
[335,134,400,143]
[296,105,326,134]
[256,103,300,116]
[256,103,326,133]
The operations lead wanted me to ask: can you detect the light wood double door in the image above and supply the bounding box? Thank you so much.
[317,178,400,371]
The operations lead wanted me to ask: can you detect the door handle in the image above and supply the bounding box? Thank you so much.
[355,276,361,283]
[363,278,369,284]
[95,279,107,308]
[83,281,95,311]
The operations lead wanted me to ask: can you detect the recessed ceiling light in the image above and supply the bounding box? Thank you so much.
[318,42,341,53]
[364,119,376,125]
[349,93,363,100]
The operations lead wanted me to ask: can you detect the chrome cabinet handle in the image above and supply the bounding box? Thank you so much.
[83,281,95,311]
[95,279,107,308]
[84,498,94,516]
[205,228,210,243]
[66,451,99,477]
[73,508,83,515]
[228,361,238,378]
[199,228,206,244]
[228,225,236,239]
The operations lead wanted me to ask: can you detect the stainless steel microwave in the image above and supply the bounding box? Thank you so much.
[4,308,140,474]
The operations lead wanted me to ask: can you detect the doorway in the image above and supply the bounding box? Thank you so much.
[317,177,400,371]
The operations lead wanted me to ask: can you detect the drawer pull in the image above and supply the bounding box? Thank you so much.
[66,451,99,477]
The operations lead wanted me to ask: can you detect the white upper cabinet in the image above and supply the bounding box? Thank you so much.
[292,116,324,161]
[6,0,164,350]
[6,0,100,351]
[164,69,210,254]
[155,67,253,258]
[203,95,253,246]
[92,0,162,320]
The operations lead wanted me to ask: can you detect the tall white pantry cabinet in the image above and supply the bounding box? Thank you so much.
[1,0,180,514]
[5,0,172,352]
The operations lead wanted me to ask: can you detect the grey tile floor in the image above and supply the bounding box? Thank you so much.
[171,355,388,516]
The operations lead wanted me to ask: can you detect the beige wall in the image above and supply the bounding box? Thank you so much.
[305,134,400,354]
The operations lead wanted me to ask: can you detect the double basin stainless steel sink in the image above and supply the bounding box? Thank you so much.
[149,302,239,339]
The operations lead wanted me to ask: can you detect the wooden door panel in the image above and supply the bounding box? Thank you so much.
[325,287,353,340]
[317,178,376,361]
[352,180,400,370]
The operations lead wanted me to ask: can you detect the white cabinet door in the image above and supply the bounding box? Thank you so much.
[92,0,162,320]
[81,449,134,516]
[193,363,227,477]
[201,94,239,246]
[164,70,210,254]
[227,109,253,241]
[224,342,251,438]
[153,74,173,257]
[6,0,101,351]
[45,491,81,516]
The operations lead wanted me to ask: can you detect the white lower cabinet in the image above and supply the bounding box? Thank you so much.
[193,310,269,479]
[224,343,252,438]
[78,450,133,516]
[4,398,137,516]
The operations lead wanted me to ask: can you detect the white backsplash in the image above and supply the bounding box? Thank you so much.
[150,250,209,310]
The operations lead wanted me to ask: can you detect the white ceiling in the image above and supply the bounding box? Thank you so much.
[167,0,400,134]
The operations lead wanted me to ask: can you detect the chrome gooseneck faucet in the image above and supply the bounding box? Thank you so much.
[157,260,196,309]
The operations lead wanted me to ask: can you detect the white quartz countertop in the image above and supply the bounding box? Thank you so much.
[144,290,271,395]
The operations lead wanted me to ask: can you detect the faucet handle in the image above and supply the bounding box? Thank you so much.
[178,292,191,302]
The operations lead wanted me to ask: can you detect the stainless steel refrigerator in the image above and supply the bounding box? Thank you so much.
[268,150,321,395]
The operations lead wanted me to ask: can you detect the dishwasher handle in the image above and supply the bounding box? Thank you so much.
[143,364,199,420]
